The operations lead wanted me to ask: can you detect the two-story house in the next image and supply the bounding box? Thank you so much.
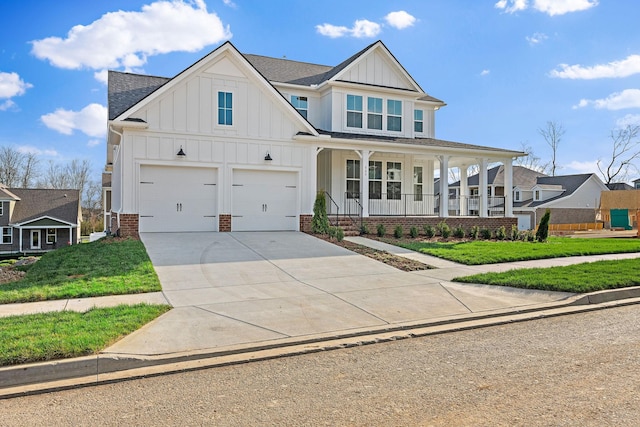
[104,40,522,235]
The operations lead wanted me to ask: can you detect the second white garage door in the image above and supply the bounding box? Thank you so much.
[232,170,298,231]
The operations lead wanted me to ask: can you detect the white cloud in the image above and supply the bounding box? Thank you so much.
[0,72,33,109]
[87,139,102,148]
[222,0,237,7]
[574,89,640,110]
[616,114,640,128]
[31,1,231,82]
[550,54,640,79]
[17,145,59,157]
[564,160,599,175]
[316,19,381,38]
[480,69,490,76]
[384,11,416,29]
[41,103,107,137]
[526,32,548,45]
[496,0,598,16]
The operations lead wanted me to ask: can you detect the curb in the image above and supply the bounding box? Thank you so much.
[1,287,639,399]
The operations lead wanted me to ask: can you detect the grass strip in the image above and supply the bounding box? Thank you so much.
[0,237,161,304]
[454,258,640,293]
[0,304,170,366]
[389,237,640,265]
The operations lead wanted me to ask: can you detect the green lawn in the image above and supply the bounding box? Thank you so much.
[389,237,640,265]
[454,258,640,293]
[0,304,170,366]
[0,237,161,304]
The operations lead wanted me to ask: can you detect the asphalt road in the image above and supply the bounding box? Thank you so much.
[2,305,639,426]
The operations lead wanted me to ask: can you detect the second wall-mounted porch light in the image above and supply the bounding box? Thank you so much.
[264,151,273,161]
[177,145,186,157]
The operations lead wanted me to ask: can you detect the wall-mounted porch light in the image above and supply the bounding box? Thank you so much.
[264,152,273,161]
[177,146,186,157]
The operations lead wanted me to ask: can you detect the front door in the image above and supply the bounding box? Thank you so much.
[31,230,41,249]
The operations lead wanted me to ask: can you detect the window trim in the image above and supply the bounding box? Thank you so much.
[217,91,233,126]
[414,166,423,201]
[47,228,57,245]
[387,99,402,132]
[414,109,424,133]
[346,159,361,199]
[346,94,363,129]
[367,97,383,130]
[386,161,402,200]
[291,95,308,119]
[0,201,3,216]
[31,230,40,250]
[1,227,11,245]
[368,160,383,199]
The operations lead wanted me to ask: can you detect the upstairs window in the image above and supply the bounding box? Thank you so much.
[387,100,402,132]
[0,201,3,216]
[514,190,520,201]
[534,190,540,200]
[346,95,363,128]
[367,97,383,130]
[2,227,11,244]
[291,95,308,119]
[414,109,424,133]
[217,91,233,126]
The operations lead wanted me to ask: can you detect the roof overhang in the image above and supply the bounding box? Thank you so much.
[12,215,78,228]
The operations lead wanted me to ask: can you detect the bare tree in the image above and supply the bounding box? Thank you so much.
[538,121,565,176]
[514,142,549,174]
[597,125,640,184]
[0,146,40,188]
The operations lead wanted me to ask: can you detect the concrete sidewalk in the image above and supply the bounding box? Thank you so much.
[1,232,640,397]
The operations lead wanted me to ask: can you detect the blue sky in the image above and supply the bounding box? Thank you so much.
[2,0,639,182]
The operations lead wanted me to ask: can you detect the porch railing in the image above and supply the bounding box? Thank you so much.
[343,192,363,229]
[368,193,440,216]
[323,191,340,226]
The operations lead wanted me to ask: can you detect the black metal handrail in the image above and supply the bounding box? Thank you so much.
[323,191,340,226]
[344,192,363,230]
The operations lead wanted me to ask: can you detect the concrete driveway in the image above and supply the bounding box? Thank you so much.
[104,232,573,356]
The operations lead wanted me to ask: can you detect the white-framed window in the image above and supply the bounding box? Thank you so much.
[514,190,520,201]
[346,95,363,128]
[1,227,11,244]
[414,166,423,201]
[217,91,233,125]
[414,110,424,133]
[47,228,57,245]
[387,161,402,200]
[369,161,382,199]
[0,201,3,216]
[291,95,308,119]
[367,97,383,130]
[534,190,540,200]
[346,159,361,198]
[387,100,402,132]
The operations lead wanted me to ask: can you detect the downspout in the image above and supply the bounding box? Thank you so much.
[109,125,124,230]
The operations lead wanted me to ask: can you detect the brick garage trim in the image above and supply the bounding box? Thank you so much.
[118,213,139,238]
[361,217,517,236]
[219,214,231,232]
[299,215,312,233]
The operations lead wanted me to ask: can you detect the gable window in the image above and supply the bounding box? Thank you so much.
[387,162,402,200]
[367,97,383,130]
[47,228,57,245]
[217,91,233,125]
[414,110,424,133]
[346,159,361,198]
[414,166,423,201]
[369,161,382,199]
[2,227,11,244]
[534,190,540,200]
[346,95,363,128]
[514,190,520,201]
[291,95,308,119]
[387,100,402,131]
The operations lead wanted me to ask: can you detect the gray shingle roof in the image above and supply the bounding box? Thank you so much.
[108,71,170,120]
[451,165,548,188]
[527,174,594,207]
[8,189,80,225]
[243,54,332,86]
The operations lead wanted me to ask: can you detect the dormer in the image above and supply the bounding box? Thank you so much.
[532,184,564,202]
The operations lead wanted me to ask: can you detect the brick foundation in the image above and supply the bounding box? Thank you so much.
[219,214,231,232]
[299,214,312,233]
[361,216,517,236]
[118,214,140,238]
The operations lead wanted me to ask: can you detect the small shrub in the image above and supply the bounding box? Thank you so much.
[409,226,419,238]
[453,225,465,239]
[437,221,451,239]
[511,224,519,241]
[394,225,404,238]
[423,224,435,238]
[536,209,551,242]
[480,227,492,240]
[311,191,329,234]
[495,225,506,241]
[526,230,535,242]
[469,225,480,240]
[377,224,386,237]
[360,223,370,235]
[336,227,345,242]
[328,226,337,239]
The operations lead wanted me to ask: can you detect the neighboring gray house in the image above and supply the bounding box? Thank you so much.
[0,185,81,254]
[606,182,634,191]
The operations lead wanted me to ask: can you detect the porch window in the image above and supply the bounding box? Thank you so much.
[291,95,308,119]
[47,228,57,245]
[387,162,402,200]
[217,91,233,125]
[2,227,11,244]
[387,100,402,132]
[414,110,424,133]
[346,159,361,198]
[346,95,363,128]
[367,97,383,130]
[414,166,423,201]
[369,161,382,199]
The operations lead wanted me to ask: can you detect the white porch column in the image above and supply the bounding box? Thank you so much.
[360,150,370,217]
[69,227,73,245]
[503,158,514,217]
[459,165,468,216]
[439,155,449,217]
[478,158,489,218]
[19,227,23,253]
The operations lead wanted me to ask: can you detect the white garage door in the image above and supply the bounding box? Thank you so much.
[232,170,298,231]
[516,214,532,231]
[139,165,217,232]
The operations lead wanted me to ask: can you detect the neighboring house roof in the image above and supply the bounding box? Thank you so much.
[607,182,634,191]
[527,174,596,207]
[8,188,80,225]
[451,165,548,188]
[0,184,21,201]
